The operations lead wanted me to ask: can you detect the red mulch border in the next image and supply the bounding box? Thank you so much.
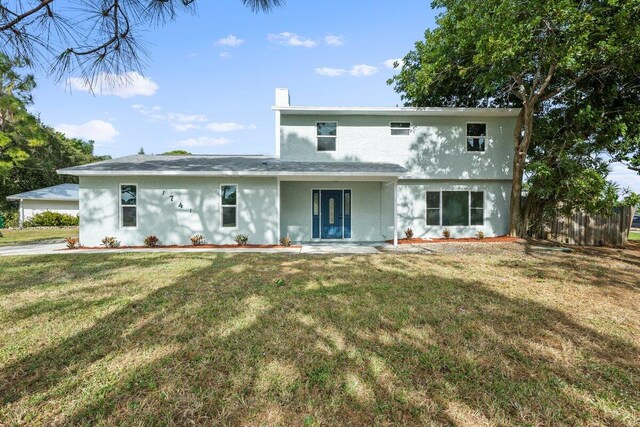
[388,236,520,244]
[71,244,301,250]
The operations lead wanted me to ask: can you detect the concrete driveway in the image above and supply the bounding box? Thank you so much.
[0,242,385,256]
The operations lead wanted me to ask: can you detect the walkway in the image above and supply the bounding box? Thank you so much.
[0,241,386,256]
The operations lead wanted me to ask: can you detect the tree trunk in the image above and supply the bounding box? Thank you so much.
[508,106,533,237]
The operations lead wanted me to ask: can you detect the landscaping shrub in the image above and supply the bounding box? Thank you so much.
[0,211,19,228]
[280,236,292,247]
[476,231,485,240]
[144,235,159,247]
[442,229,451,239]
[190,234,205,246]
[23,211,79,227]
[404,228,414,239]
[234,234,249,246]
[65,237,79,249]
[101,236,120,248]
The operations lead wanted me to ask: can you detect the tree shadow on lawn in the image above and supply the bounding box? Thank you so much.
[0,253,638,426]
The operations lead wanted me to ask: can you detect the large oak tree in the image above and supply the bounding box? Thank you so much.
[389,0,640,236]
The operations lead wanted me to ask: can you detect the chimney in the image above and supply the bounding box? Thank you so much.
[275,88,290,107]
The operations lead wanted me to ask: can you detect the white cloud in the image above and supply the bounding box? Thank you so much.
[384,58,404,69]
[315,64,378,77]
[219,52,231,58]
[350,64,378,77]
[609,163,640,194]
[205,122,246,132]
[173,137,232,148]
[315,67,347,77]
[132,105,207,130]
[55,120,119,142]
[325,34,344,46]
[67,72,158,98]
[216,34,244,47]
[268,32,317,48]
[132,105,250,133]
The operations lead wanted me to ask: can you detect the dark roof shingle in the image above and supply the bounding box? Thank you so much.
[58,155,407,176]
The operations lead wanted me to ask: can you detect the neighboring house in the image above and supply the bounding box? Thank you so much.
[58,89,519,246]
[6,184,79,226]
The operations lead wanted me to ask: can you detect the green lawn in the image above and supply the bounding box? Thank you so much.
[629,231,640,241]
[0,227,78,247]
[0,244,638,425]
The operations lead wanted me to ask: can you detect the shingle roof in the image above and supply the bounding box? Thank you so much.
[57,155,407,176]
[6,183,79,201]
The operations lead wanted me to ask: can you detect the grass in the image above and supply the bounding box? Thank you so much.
[0,227,78,247]
[629,231,640,241]
[0,242,638,425]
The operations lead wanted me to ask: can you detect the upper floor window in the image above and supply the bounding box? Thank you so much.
[317,122,337,151]
[466,123,486,152]
[390,122,411,136]
[120,184,137,228]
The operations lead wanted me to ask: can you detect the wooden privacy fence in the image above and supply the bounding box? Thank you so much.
[546,206,636,247]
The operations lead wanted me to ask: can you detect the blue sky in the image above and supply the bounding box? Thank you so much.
[28,0,639,192]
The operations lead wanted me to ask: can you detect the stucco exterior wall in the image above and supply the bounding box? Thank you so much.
[280,181,396,242]
[280,114,516,180]
[22,200,79,220]
[79,176,278,246]
[397,179,512,238]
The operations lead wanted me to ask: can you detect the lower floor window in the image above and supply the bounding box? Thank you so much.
[221,184,237,228]
[426,190,484,226]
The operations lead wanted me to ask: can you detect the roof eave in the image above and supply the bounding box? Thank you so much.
[272,106,522,117]
[57,170,405,178]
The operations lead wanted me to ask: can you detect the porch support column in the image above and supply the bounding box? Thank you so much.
[393,181,398,247]
[19,199,24,228]
[276,178,281,243]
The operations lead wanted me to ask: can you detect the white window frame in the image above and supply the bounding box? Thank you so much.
[315,121,338,152]
[425,190,485,227]
[465,122,487,153]
[220,183,239,229]
[119,183,138,229]
[389,121,412,136]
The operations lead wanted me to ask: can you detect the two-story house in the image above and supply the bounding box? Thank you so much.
[59,88,519,246]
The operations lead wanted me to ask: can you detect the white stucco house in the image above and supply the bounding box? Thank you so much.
[58,89,519,246]
[7,183,79,226]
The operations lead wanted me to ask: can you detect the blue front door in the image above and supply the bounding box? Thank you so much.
[321,190,343,239]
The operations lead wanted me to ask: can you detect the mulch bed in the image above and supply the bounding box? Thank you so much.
[71,244,301,250]
[389,236,521,244]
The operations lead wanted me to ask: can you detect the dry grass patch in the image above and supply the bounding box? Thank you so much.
[0,244,639,425]
[0,227,78,246]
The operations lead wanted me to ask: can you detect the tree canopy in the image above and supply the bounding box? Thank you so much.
[389,0,640,235]
[0,0,283,82]
[0,54,107,212]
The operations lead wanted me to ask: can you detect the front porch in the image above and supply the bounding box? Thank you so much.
[278,179,399,246]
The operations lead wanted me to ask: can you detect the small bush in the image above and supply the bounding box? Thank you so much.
[23,211,79,227]
[280,236,292,247]
[442,229,451,239]
[190,234,205,246]
[234,234,249,246]
[0,211,19,228]
[404,228,414,239]
[476,231,485,240]
[65,237,79,249]
[101,236,120,248]
[144,235,159,247]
